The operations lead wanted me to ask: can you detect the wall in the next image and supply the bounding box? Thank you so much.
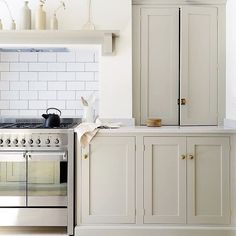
[0,49,99,117]
[0,0,132,119]
[226,0,236,119]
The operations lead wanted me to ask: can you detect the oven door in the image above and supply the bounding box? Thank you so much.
[27,151,67,207]
[0,152,26,207]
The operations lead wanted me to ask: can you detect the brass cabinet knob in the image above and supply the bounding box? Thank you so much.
[84,154,88,159]
[188,155,194,160]
[181,155,186,160]
[181,98,187,105]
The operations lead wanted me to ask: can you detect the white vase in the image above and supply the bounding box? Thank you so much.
[0,19,2,30]
[50,14,58,30]
[83,106,95,123]
[21,1,31,30]
[35,4,46,30]
[11,20,16,30]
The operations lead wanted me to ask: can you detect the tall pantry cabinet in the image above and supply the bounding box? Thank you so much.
[133,0,226,126]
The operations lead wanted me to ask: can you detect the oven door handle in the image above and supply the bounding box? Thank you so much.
[27,151,67,162]
[0,152,26,162]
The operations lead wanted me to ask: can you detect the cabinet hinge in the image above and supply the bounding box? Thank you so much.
[135,144,137,152]
[143,145,145,152]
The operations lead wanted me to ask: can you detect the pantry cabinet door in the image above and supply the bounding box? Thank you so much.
[144,137,186,223]
[140,8,179,125]
[187,137,230,224]
[81,136,136,224]
[180,6,218,125]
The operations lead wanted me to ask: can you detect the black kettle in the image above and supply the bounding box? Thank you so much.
[42,108,61,128]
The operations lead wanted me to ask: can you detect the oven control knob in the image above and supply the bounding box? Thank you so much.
[21,139,26,145]
[5,139,11,145]
[45,139,50,145]
[28,139,33,145]
[54,139,60,145]
[36,139,41,145]
[13,139,18,145]
[0,139,3,144]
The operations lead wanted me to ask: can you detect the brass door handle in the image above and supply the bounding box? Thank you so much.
[181,155,186,160]
[188,155,194,160]
[181,98,186,105]
[84,154,88,160]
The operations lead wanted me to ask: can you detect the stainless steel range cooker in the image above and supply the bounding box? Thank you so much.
[0,118,80,236]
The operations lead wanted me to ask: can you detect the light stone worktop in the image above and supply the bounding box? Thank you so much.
[74,125,236,134]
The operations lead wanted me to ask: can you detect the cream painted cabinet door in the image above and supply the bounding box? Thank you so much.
[187,137,230,224]
[180,6,218,125]
[140,8,179,125]
[81,136,136,224]
[144,137,186,223]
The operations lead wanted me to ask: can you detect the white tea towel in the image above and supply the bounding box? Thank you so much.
[76,122,100,148]
[77,120,121,148]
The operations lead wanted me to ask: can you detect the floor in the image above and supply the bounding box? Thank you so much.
[0,227,68,235]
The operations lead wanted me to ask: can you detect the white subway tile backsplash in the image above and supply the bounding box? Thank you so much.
[47,101,66,109]
[0,81,9,90]
[48,82,66,90]
[85,81,99,90]
[76,91,95,100]
[39,91,57,100]
[19,110,38,116]
[29,82,47,91]
[10,100,28,109]
[66,100,83,110]
[10,82,28,90]
[39,72,57,81]
[20,91,38,100]
[10,63,28,71]
[29,101,47,109]
[0,63,9,71]
[1,91,19,100]
[57,52,76,62]
[19,53,37,62]
[0,49,100,117]
[67,82,85,90]
[57,72,76,81]
[67,63,84,72]
[1,110,19,116]
[76,51,94,62]
[1,72,19,81]
[60,110,76,117]
[1,52,18,62]
[20,72,38,81]
[48,63,66,72]
[85,63,99,72]
[38,53,57,62]
[0,101,10,109]
[57,91,75,100]
[76,72,94,81]
[29,63,47,71]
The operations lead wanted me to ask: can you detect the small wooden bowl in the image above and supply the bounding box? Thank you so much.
[146,118,162,127]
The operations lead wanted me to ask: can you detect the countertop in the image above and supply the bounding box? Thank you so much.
[74,125,236,134]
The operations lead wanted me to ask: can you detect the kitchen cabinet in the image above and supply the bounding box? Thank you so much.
[81,136,136,224]
[144,136,230,224]
[133,4,225,126]
[144,137,186,223]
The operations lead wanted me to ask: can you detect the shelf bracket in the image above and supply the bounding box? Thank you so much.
[102,33,116,55]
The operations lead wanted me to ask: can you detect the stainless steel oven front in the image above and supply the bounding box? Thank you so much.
[0,129,74,236]
[0,150,68,207]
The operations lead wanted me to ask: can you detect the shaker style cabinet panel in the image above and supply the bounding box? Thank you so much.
[140,8,180,125]
[143,137,186,223]
[81,136,136,224]
[187,137,230,224]
[134,5,221,125]
[180,7,218,125]
[143,136,230,225]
